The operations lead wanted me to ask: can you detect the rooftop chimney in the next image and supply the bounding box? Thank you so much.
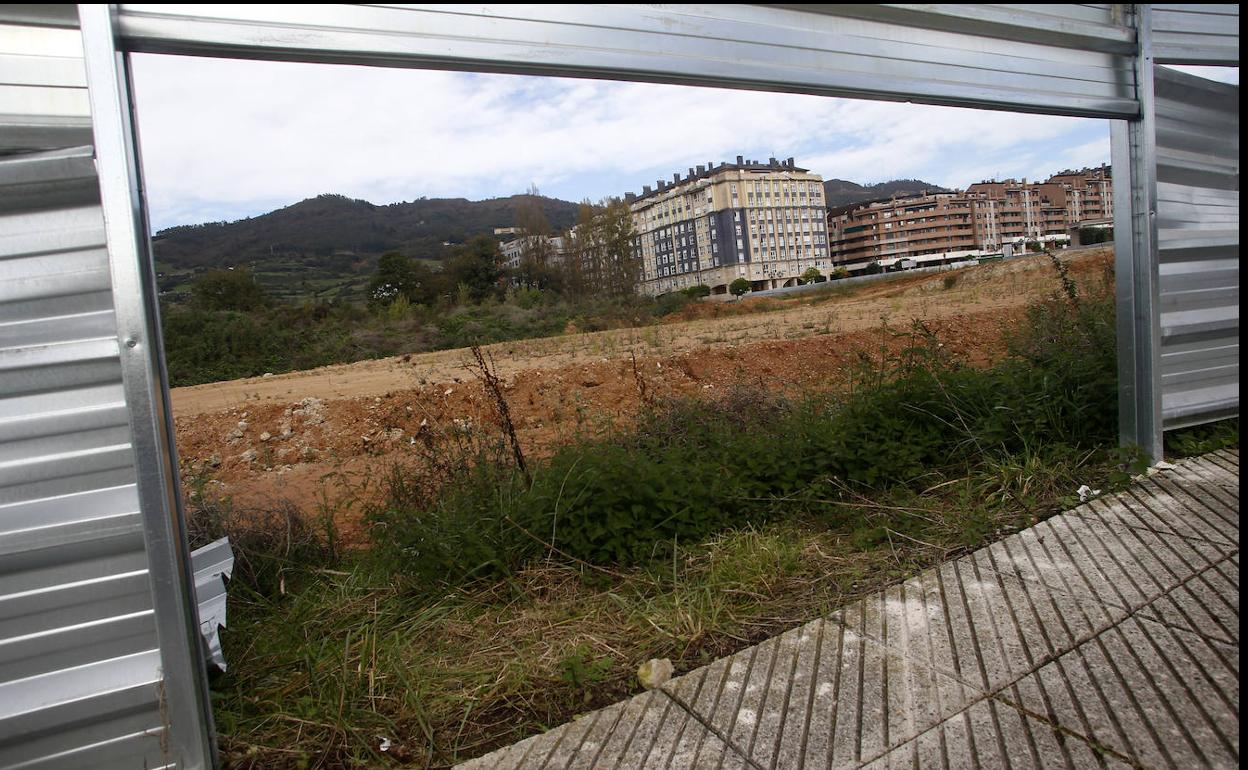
[673,173,681,183]
[642,185,651,194]
[736,155,744,165]
[787,157,795,167]
[688,167,695,178]
[696,164,705,174]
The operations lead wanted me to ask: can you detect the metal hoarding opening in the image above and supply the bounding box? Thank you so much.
[0,4,1237,767]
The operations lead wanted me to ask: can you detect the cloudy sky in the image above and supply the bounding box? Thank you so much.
[129,55,1236,232]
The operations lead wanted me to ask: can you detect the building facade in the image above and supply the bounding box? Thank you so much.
[500,233,571,271]
[826,166,1112,271]
[626,157,830,296]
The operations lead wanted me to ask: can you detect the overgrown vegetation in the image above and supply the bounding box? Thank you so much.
[369,266,1122,579]
[161,196,676,386]
[196,258,1237,769]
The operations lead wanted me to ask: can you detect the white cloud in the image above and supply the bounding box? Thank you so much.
[1161,65,1239,85]
[130,55,1112,229]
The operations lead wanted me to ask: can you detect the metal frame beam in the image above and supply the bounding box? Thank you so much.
[110,4,1140,118]
[1112,6,1164,461]
[78,5,217,768]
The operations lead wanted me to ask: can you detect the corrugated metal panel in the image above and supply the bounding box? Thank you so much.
[113,3,1139,117]
[1154,66,1239,430]
[191,537,233,672]
[0,147,173,769]
[1,7,221,768]
[0,6,92,153]
[1151,4,1240,65]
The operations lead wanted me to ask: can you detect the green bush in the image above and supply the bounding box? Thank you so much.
[372,284,1120,577]
[161,301,372,386]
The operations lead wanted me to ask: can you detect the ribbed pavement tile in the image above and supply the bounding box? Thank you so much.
[1178,450,1241,496]
[980,506,1229,616]
[1136,552,1239,645]
[456,688,752,769]
[1004,615,1240,770]
[858,697,1131,769]
[1073,476,1239,547]
[830,556,1124,697]
[662,617,979,769]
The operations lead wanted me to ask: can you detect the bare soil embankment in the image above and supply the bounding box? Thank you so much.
[173,248,1113,536]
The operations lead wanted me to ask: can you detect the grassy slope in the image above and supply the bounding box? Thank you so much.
[195,257,1238,769]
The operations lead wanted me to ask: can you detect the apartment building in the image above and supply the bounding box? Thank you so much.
[827,167,1112,271]
[625,157,830,296]
[500,233,571,271]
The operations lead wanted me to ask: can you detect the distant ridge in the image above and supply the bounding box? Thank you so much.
[152,178,950,300]
[821,178,950,208]
[154,192,581,269]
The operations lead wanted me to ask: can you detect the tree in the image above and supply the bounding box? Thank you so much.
[598,198,641,298]
[513,183,555,290]
[729,277,751,298]
[367,251,414,308]
[800,267,822,284]
[445,235,503,303]
[565,197,640,299]
[190,267,268,311]
[367,251,444,309]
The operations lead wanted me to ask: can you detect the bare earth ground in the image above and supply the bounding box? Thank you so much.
[173,248,1113,537]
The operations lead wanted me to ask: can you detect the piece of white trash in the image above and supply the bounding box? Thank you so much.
[1077,485,1102,502]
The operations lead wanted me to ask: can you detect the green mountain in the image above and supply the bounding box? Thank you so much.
[822,178,949,209]
[153,193,580,301]
[153,179,949,302]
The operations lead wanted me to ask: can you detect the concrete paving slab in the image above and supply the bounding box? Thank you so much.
[1005,615,1239,769]
[831,555,1124,696]
[858,697,1131,770]
[982,505,1228,614]
[1074,477,1238,546]
[1140,474,1239,538]
[663,618,979,769]
[456,688,753,769]
[1136,552,1239,644]
[1179,452,1241,494]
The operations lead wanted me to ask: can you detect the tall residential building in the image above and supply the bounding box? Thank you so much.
[500,234,571,271]
[826,167,1112,271]
[625,157,829,296]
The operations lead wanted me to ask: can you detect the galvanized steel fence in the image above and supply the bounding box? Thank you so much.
[0,4,1237,767]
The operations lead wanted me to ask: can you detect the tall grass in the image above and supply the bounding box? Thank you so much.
[200,259,1237,768]
[369,271,1123,579]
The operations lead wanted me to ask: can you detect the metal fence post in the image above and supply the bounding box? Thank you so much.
[1112,4,1164,462]
[78,4,218,767]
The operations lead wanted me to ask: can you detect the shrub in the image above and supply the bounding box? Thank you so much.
[373,279,1120,577]
[188,498,339,597]
[681,284,712,299]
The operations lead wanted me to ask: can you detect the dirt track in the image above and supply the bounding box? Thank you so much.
[173,248,1112,533]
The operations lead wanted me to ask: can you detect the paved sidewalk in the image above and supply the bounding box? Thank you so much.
[460,449,1239,769]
